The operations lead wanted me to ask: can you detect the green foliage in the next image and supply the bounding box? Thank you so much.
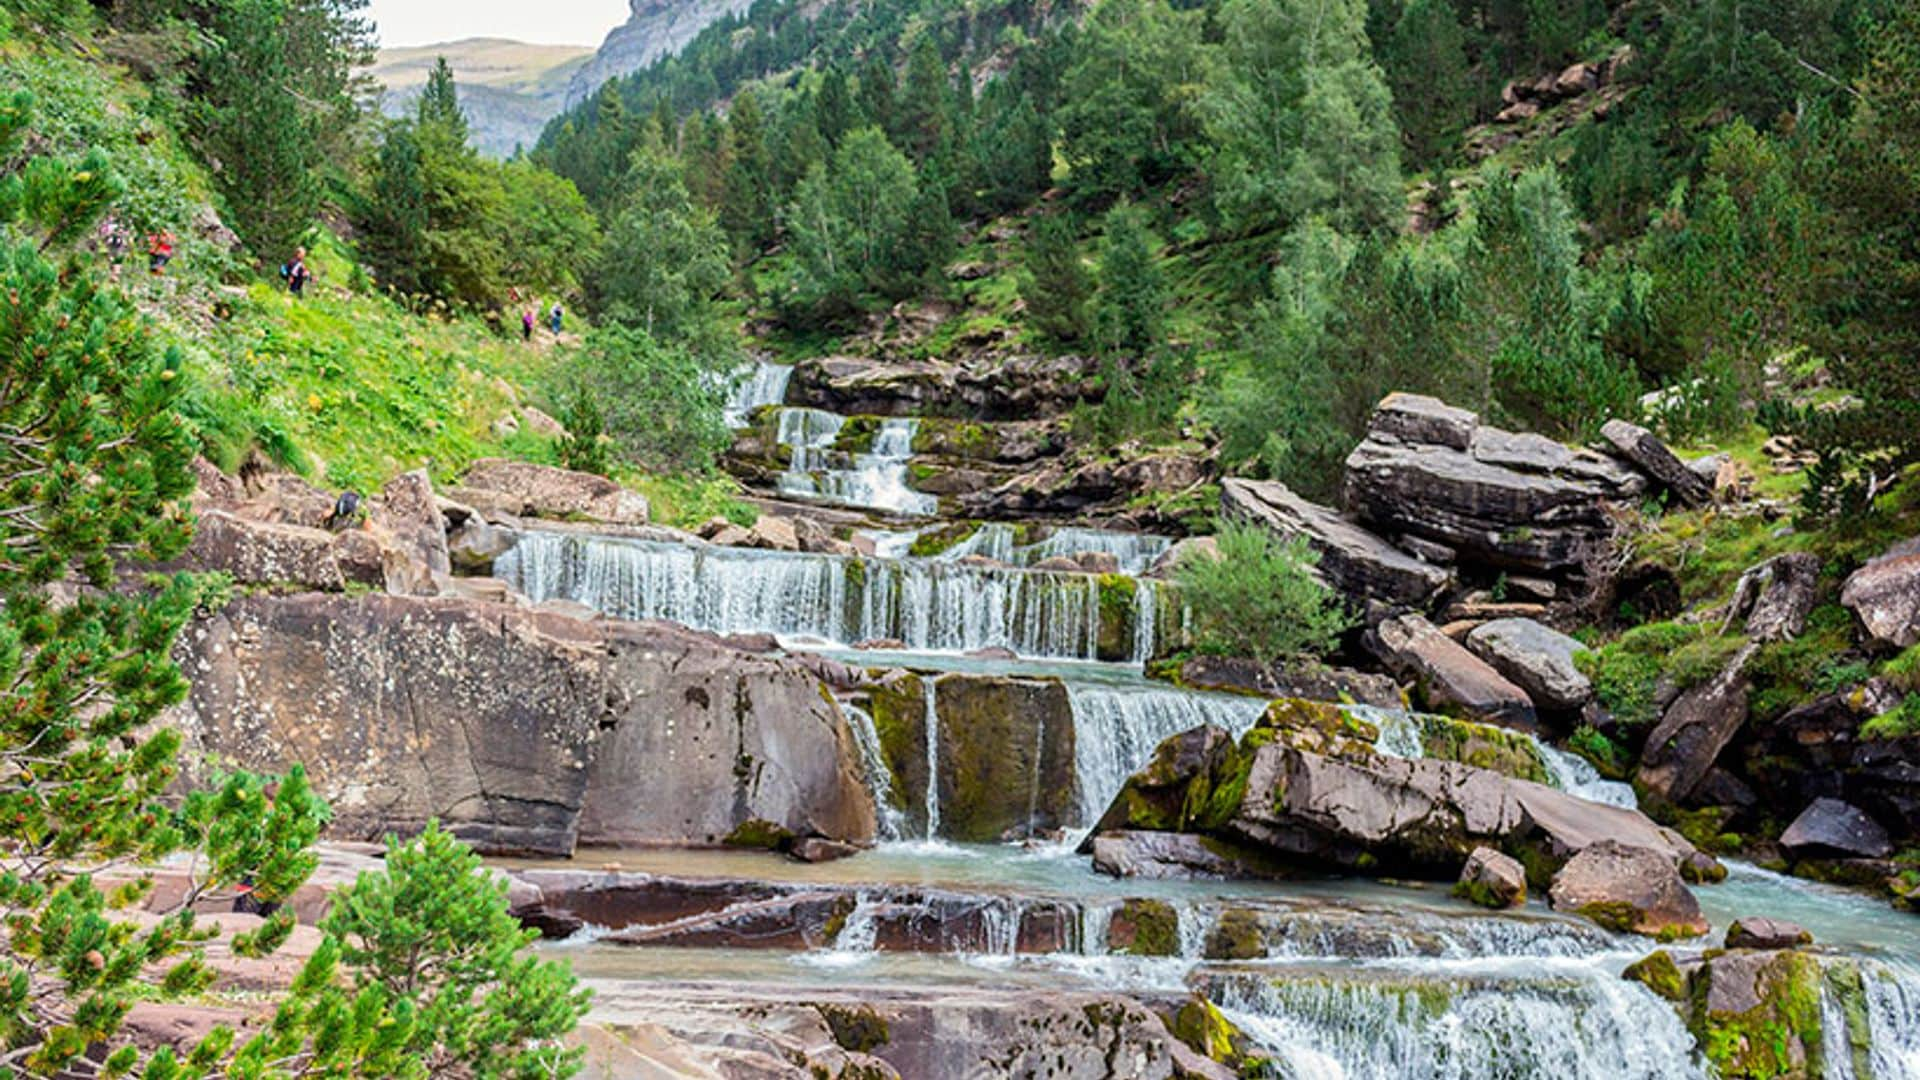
[1202,0,1402,236]
[1173,523,1352,665]
[1020,214,1093,346]
[319,822,590,1079]
[1055,0,1204,202]
[784,127,927,321]
[1574,621,1713,728]
[1093,201,1167,356]
[589,134,732,350]
[559,324,730,472]
[1382,0,1473,169]
[555,388,612,477]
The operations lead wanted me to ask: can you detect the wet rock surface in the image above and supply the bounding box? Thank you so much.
[1546,839,1708,937]
[1372,614,1537,728]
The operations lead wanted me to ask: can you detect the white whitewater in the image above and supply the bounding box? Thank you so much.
[942,523,1173,575]
[495,531,1157,661]
[1212,961,1708,1080]
[922,688,941,841]
[774,408,937,517]
[1064,683,1269,823]
[721,360,793,427]
[1868,963,1920,1078]
[1358,705,1638,809]
[840,703,906,841]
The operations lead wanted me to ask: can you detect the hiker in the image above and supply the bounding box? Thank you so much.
[146,230,175,275]
[98,217,129,280]
[281,246,312,296]
[522,309,535,341]
[549,301,563,335]
[325,490,361,531]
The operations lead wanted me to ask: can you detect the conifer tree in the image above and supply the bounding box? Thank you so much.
[1094,201,1167,355]
[721,91,773,254]
[415,56,468,146]
[896,36,954,164]
[1020,213,1093,345]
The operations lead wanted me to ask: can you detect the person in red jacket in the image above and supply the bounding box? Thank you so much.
[146,230,175,275]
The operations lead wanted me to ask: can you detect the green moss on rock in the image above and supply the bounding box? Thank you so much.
[1690,950,1825,1079]
[723,818,794,850]
[815,1002,890,1054]
[1095,573,1138,663]
[1203,908,1266,960]
[1623,950,1687,1002]
[1111,898,1180,957]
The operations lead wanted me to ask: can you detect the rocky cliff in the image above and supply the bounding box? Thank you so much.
[564,0,755,108]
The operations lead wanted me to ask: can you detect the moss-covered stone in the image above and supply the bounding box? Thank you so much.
[907,520,981,558]
[1414,714,1549,783]
[1253,697,1378,758]
[864,674,930,836]
[1202,908,1266,960]
[723,818,794,851]
[830,415,884,452]
[815,1002,890,1054]
[1688,950,1825,1079]
[1110,898,1180,957]
[1623,949,1687,1002]
[1095,573,1138,663]
[1168,997,1249,1067]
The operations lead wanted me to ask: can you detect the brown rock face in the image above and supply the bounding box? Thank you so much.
[1372,614,1537,728]
[1841,536,1920,648]
[1635,644,1758,805]
[1547,839,1708,937]
[168,593,875,856]
[172,511,347,590]
[460,458,650,525]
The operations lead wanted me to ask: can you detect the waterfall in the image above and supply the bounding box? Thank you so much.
[774,408,936,516]
[721,360,793,427]
[1360,705,1638,809]
[1820,981,1861,1080]
[922,687,941,841]
[841,703,906,841]
[1065,683,1270,823]
[1133,580,1159,664]
[941,524,1173,575]
[1867,962,1920,1078]
[495,532,1149,660]
[1211,965,1707,1080]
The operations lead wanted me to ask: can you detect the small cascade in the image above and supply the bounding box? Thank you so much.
[495,532,1153,661]
[1821,981,1861,1080]
[941,523,1173,575]
[1132,579,1159,665]
[922,689,941,841]
[841,703,906,841]
[856,528,922,559]
[1867,962,1920,1077]
[774,408,937,516]
[1210,966,1707,1080]
[1065,683,1270,822]
[1077,902,1115,957]
[722,360,794,427]
[1359,705,1638,809]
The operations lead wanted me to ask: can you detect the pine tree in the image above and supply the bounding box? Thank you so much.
[0,91,337,1078]
[722,92,773,254]
[856,54,897,130]
[415,56,468,146]
[815,64,854,148]
[1020,213,1093,345]
[360,120,430,297]
[896,36,954,164]
[1383,0,1472,168]
[1094,201,1167,355]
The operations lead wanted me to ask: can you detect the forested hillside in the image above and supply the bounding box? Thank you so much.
[533,0,1916,509]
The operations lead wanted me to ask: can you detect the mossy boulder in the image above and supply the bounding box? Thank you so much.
[1202,908,1266,960]
[1108,898,1180,956]
[815,1002,890,1054]
[1413,714,1550,783]
[1095,573,1139,662]
[1255,697,1380,758]
[1078,724,1247,847]
[723,818,795,851]
[864,672,931,836]
[1167,996,1265,1072]
[1623,949,1687,1002]
[1685,950,1827,1078]
[932,674,1077,842]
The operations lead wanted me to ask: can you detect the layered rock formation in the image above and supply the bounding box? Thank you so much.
[168,593,876,857]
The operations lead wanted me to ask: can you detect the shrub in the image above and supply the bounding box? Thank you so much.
[1574,620,1714,728]
[558,324,731,472]
[1173,523,1351,666]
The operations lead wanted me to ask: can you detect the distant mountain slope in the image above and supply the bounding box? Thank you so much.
[562,0,755,108]
[372,38,591,156]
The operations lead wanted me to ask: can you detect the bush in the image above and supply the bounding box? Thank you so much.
[1574,620,1716,728]
[559,324,730,472]
[1173,523,1351,666]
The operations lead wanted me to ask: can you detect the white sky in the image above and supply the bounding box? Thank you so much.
[367,0,629,47]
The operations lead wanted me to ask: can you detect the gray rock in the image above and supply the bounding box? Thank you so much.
[172,511,345,590]
[1370,392,1478,450]
[167,593,875,857]
[1456,846,1527,908]
[1779,797,1893,859]
[565,0,755,108]
[1547,839,1708,937]
[1220,477,1450,607]
[1373,614,1537,728]
[1465,617,1593,710]
[1724,917,1812,950]
[1145,536,1218,579]
[1635,644,1758,805]
[1600,418,1713,507]
[1343,396,1646,577]
[1841,536,1920,648]
[1090,831,1270,880]
[371,469,450,594]
[447,516,517,573]
[1725,553,1820,642]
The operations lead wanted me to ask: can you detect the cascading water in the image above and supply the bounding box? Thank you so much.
[721,360,794,428]
[841,703,906,841]
[1357,705,1638,809]
[773,408,937,516]
[922,689,942,841]
[494,531,1156,661]
[1210,962,1708,1080]
[942,523,1174,575]
[1064,683,1270,823]
[1867,963,1920,1077]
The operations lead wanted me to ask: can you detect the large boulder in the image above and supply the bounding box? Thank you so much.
[1724,553,1821,643]
[1678,950,1832,1079]
[168,593,875,856]
[1840,536,1920,648]
[1599,418,1713,507]
[1464,617,1594,710]
[459,458,650,525]
[1634,644,1758,805]
[1372,614,1537,728]
[1724,917,1812,950]
[1219,477,1451,607]
[1547,839,1708,937]
[172,511,346,590]
[1343,394,1646,578]
[1778,797,1893,860]
[369,469,451,594]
